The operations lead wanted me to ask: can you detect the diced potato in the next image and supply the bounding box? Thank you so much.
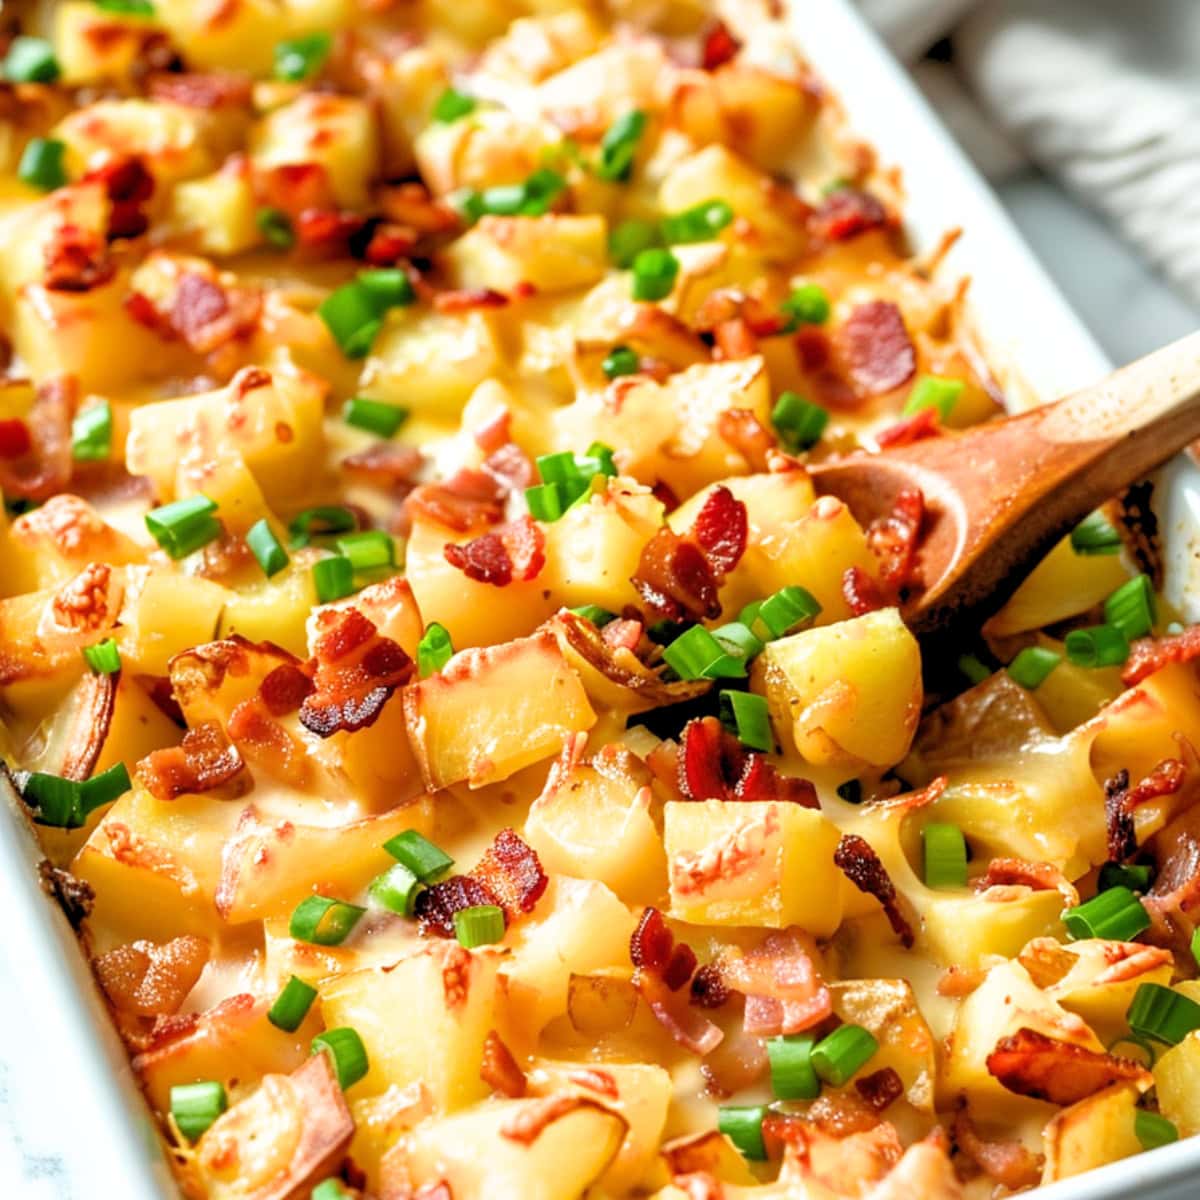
[54,2,166,85]
[415,108,560,196]
[664,799,844,934]
[1154,1031,1200,1135]
[10,493,144,587]
[1041,1083,1142,1182]
[219,558,319,659]
[319,943,501,1111]
[171,162,260,256]
[534,40,666,131]
[920,889,1065,970]
[449,215,608,295]
[756,608,922,770]
[117,571,232,678]
[403,630,595,789]
[372,44,450,177]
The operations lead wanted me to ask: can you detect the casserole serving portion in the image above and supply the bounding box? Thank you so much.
[3,1,1200,1197]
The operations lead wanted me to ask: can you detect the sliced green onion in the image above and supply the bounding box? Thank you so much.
[81,763,132,815]
[289,894,365,946]
[837,779,863,804]
[1108,1034,1157,1068]
[383,829,453,882]
[771,391,828,452]
[369,861,423,916]
[811,1024,878,1086]
[433,86,476,123]
[417,621,453,677]
[660,199,734,245]
[1065,624,1130,668]
[170,1081,226,1142]
[312,1027,368,1090]
[663,625,744,681]
[922,822,968,889]
[525,483,564,522]
[767,1033,820,1100]
[95,0,156,13]
[343,395,407,438]
[26,765,129,828]
[527,445,617,520]
[602,346,640,379]
[958,653,991,686]
[631,247,679,302]
[256,207,294,249]
[335,530,394,570]
[745,586,822,641]
[1099,862,1153,893]
[719,691,773,752]
[609,219,661,268]
[288,506,357,548]
[4,37,59,84]
[1128,983,1200,1045]
[903,374,964,421]
[474,168,566,218]
[71,400,112,462]
[1006,645,1061,690]
[569,604,616,627]
[713,621,764,664]
[1135,1110,1178,1150]
[1063,885,1150,942]
[273,32,331,81]
[1104,574,1156,641]
[597,109,647,182]
[312,1182,349,1200]
[246,518,288,578]
[145,494,220,559]
[312,555,356,603]
[1193,926,1200,971]
[18,137,68,191]
[1071,510,1122,555]
[717,1105,767,1161]
[780,283,830,329]
[267,975,317,1033]
[453,903,505,948]
[82,638,121,675]
[319,270,414,359]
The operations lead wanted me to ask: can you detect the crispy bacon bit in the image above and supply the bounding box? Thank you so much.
[690,963,731,1009]
[1106,761,1185,863]
[37,860,94,929]
[434,287,509,314]
[855,1067,904,1113]
[378,182,462,236]
[471,828,548,921]
[810,189,891,242]
[985,1027,1151,1105]
[866,487,924,594]
[82,154,155,239]
[259,663,313,716]
[700,19,741,70]
[692,485,748,577]
[842,565,884,615]
[974,858,1066,893]
[481,442,533,495]
[721,930,832,1036]
[937,966,986,997]
[342,443,423,492]
[952,1107,1043,1191]
[716,408,776,472]
[414,875,494,938]
[602,617,642,652]
[44,224,115,291]
[294,208,367,253]
[834,834,914,948]
[837,301,916,396]
[499,1094,583,1145]
[480,1030,526,1098]
[129,264,261,356]
[136,720,247,801]
[631,907,699,992]
[256,163,336,219]
[1124,626,1200,686]
[632,528,721,623]
[147,71,252,109]
[713,318,758,361]
[679,716,818,807]
[95,934,209,1017]
[227,698,311,787]
[299,607,414,737]
[0,418,31,460]
[875,406,941,449]
[444,515,546,587]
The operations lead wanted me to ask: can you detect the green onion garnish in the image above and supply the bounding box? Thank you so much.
[1063,886,1150,942]
[383,829,453,882]
[288,505,357,548]
[312,1181,349,1200]
[246,518,288,578]
[922,822,968,889]
[663,625,744,681]
[4,37,59,83]
[1104,574,1156,641]
[95,0,156,13]
[288,895,365,946]
[318,269,415,359]
[256,207,294,249]
[82,638,121,675]
[267,975,317,1032]
[713,621,764,665]
[569,604,616,627]
[312,1027,369,1090]
[71,400,112,462]
[1192,926,1200,971]
[811,1023,878,1086]
[18,137,68,191]
[631,247,679,302]
[660,199,734,245]
[602,346,639,379]
[1065,624,1130,668]
[780,283,830,329]
[369,862,423,916]
[1098,862,1153,893]
[608,219,661,268]
[743,586,822,641]
[433,86,476,123]
[1071,510,1122,555]
[767,1033,820,1100]
[170,1081,226,1142]
[717,1105,767,1161]
[1135,1110,1178,1150]
[416,621,453,677]
[343,395,408,438]
[596,109,646,183]
[903,374,964,421]
[525,443,618,521]
[144,494,220,559]
[1127,983,1200,1046]
[312,555,356,603]
[453,904,505,948]
[1006,645,1061,690]
[719,690,772,752]
[335,530,394,570]
[463,168,567,220]
[771,391,828,452]
[273,32,331,81]
[525,483,563,523]
[958,653,991,685]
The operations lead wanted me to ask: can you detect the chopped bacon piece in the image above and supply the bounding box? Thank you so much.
[136,720,247,801]
[720,930,832,1036]
[810,189,891,242]
[298,607,414,737]
[639,970,724,1056]
[866,486,924,594]
[342,443,423,491]
[974,857,1068,894]
[700,19,741,70]
[985,1027,1151,1105]
[716,408,776,472]
[842,565,884,615]
[472,828,548,921]
[83,154,155,239]
[0,418,31,460]
[834,835,914,948]
[359,221,418,266]
[294,208,367,253]
[255,163,336,220]
[713,318,758,360]
[631,907,698,992]
[480,1030,526,1098]
[128,266,261,356]
[952,1107,1043,1191]
[937,965,985,997]
[679,717,818,807]
[837,300,916,396]
[414,875,495,938]
[1106,760,1185,863]
[434,287,509,314]
[95,935,209,1017]
[44,224,114,291]
[692,485,748,577]
[601,617,642,652]
[1124,626,1200,686]
[481,442,533,495]
[444,515,546,587]
[259,663,313,716]
[690,963,731,1009]
[407,471,505,532]
[378,182,462,236]
[855,1067,904,1113]
[875,406,941,449]
[147,72,252,110]
[632,529,720,622]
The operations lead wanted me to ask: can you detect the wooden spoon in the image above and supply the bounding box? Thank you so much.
[809,328,1200,638]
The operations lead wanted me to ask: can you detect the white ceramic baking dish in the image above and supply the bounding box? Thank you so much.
[2,1,1198,1195]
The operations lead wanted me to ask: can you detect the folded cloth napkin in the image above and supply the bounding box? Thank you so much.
[857,0,1200,309]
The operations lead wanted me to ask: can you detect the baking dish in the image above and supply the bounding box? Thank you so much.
[4,0,1198,1196]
